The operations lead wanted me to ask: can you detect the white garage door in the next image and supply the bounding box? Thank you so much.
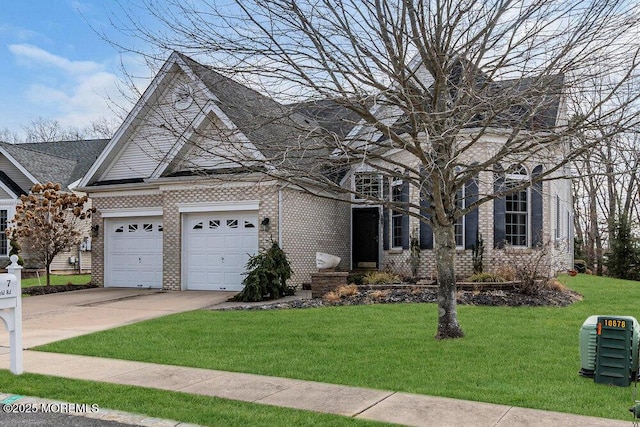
[184,212,259,291]
[105,217,163,288]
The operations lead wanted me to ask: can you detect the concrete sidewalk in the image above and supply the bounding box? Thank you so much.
[0,351,632,426]
[0,288,636,426]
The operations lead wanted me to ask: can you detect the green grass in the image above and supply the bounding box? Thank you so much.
[30,275,640,420]
[0,372,383,426]
[21,274,91,288]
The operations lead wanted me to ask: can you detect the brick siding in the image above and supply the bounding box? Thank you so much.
[280,188,351,287]
[91,181,349,290]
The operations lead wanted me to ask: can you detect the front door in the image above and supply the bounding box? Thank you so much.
[352,208,379,269]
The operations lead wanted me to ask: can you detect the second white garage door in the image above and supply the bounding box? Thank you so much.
[184,212,259,291]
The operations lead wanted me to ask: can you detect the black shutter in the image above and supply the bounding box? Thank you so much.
[383,177,389,250]
[531,165,543,247]
[401,180,410,249]
[493,168,506,249]
[464,177,479,250]
[420,194,433,249]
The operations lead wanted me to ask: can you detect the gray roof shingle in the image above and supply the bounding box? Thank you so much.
[0,139,109,192]
[172,53,361,179]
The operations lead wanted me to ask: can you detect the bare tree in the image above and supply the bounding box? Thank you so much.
[10,183,94,286]
[108,0,640,338]
[0,128,23,144]
[23,117,85,143]
[22,117,119,143]
[572,78,640,275]
[85,116,120,139]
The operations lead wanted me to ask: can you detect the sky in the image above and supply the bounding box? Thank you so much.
[0,0,152,140]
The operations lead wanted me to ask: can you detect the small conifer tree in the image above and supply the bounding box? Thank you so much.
[233,241,294,302]
[605,215,640,280]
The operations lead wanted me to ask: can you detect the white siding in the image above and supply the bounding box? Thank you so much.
[0,188,12,199]
[100,73,208,181]
[50,247,91,274]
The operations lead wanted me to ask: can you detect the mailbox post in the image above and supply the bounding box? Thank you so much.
[0,255,23,374]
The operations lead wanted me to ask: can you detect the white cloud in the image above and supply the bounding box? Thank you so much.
[9,43,102,75]
[8,44,137,133]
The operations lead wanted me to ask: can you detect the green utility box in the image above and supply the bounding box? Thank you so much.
[579,315,600,377]
[579,315,640,385]
[594,316,639,386]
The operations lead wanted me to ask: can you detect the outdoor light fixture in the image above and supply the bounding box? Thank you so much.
[92,224,100,237]
[261,217,270,231]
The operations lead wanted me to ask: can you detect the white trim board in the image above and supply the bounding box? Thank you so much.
[101,208,163,218]
[177,200,260,213]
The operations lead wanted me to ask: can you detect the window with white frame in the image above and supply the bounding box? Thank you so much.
[391,178,404,248]
[354,173,381,200]
[505,165,528,247]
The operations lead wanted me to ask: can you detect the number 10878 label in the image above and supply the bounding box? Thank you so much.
[601,319,627,329]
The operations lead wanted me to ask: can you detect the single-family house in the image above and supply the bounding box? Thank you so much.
[0,139,108,272]
[79,52,573,291]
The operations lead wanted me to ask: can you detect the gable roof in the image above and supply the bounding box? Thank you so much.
[0,139,109,192]
[291,98,362,139]
[338,51,563,146]
[486,74,564,130]
[173,53,326,165]
[82,52,359,187]
[80,52,563,189]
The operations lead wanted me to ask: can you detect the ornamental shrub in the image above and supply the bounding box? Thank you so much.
[466,272,506,283]
[362,271,400,284]
[471,232,484,274]
[232,241,294,302]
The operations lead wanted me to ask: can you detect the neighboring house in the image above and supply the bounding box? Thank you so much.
[79,52,573,291]
[0,139,108,272]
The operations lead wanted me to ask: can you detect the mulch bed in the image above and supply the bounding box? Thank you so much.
[21,282,582,309]
[22,284,98,296]
[216,285,583,311]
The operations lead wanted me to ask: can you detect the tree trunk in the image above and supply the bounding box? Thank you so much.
[46,256,52,286]
[587,180,600,275]
[433,223,464,339]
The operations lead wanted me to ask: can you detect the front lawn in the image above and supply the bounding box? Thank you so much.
[33,275,640,420]
[21,274,91,288]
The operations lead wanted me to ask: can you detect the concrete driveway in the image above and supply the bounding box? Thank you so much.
[1,288,235,350]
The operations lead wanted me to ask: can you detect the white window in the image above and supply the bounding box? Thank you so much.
[391,178,404,248]
[354,173,382,200]
[505,165,529,247]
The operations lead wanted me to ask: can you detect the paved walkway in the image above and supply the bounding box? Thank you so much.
[0,288,636,426]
